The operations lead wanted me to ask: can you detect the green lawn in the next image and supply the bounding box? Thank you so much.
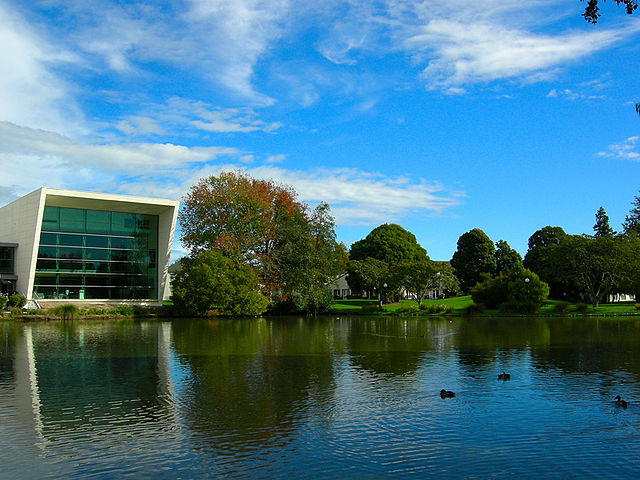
[329,296,640,316]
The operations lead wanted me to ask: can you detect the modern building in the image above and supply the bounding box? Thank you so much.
[0,188,179,307]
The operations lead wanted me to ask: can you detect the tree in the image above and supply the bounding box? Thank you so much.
[346,257,391,306]
[581,1,640,118]
[523,226,569,299]
[450,228,496,292]
[179,172,346,311]
[494,240,523,276]
[593,206,615,237]
[391,259,439,307]
[622,191,640,235]
[471,269,549,313]
[349,224,428,265]
[582,0,637,23]
[616,235,640,301]
[172,250,269,317]
[551,235,622,307]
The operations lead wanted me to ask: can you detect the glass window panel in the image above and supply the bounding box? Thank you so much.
[42,207,59,230]
[58,247,82,259]
[85,276,108,286]
[110,237,134,250]
[59,208,86,233]
[35,286,57,299]
[58,234,83,247]
[85,261,110,273]
[86,210,111,234]
[38,246,57,258]
[110,250,130,262]
[59,260,83,271]
[84,248,110,261]
[111,212,135,235]
[40,233,57,245]
[85,235,109,248]
[36,259,57,271]
[59,275,83,286]
[85,287,109,299]
[34,274,56,286]
[0,247,13,273]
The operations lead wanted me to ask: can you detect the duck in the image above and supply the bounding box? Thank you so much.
[615,395,628,408]
[497,371,511,381]
[440,389,455,398]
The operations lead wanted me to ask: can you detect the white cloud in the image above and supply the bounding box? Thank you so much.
[0,122,240,197]
[0,122,463,227]
[0,4,83,135]
[408,19,631,89]
[242,166,463,225]
[598,136,640,161]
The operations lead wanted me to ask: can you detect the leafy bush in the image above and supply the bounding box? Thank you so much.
[0,296,7,309]
[471,269,549,314]
[575,303,589,313]
[10,307,22,316]
[463,303,486,316]
[635,303,640,310]
[394,304,418,314]
[552,302,571,314]
[418,303,429,311]
[425,303,454,314]
[499,300,540,314]
[8,294,26,309]
[114,305,135,316]
[49,304,79,320]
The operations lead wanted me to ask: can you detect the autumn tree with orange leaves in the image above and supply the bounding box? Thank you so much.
[179,171,347,313]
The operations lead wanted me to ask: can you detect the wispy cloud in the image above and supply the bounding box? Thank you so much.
[408,20,630,90]
[597,136,640,161]
[0,4,83,134]
[0,121,463,226]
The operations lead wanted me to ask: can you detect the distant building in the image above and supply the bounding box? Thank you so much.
[0,188,179,307]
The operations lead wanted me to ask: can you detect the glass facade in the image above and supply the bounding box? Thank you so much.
[34,206,158,300]
[0,246,14,274]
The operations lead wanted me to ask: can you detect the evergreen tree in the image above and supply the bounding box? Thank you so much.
[622,191,640,235]
[593,206,615,237]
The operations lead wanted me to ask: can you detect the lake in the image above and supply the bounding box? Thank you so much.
[1,316,639,479]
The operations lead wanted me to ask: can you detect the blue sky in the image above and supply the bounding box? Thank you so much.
[1,0,639,261]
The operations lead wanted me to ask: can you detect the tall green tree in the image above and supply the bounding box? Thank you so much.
[523,226,569,299]
[622,191,640,235]
[494,240,523,276]
[593,206,615,237]
[349,224,428,265]
[450,228,496,292]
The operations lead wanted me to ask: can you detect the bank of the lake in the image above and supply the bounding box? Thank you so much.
[330,296,640,317]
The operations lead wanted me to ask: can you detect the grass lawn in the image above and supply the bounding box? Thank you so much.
[329,296,640,316]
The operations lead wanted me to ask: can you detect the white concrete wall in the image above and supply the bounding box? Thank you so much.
[0,188,45,297]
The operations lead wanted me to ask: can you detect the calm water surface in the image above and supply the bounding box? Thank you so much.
[1,316,640,479]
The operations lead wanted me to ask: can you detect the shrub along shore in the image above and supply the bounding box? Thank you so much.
[3,296,639,321]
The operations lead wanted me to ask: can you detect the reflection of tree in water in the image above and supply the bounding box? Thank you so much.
[0,323,24,386]
[529,318,640,378]
[455,317,551,371]
[171,318,338,448]
[346,317,429,376]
